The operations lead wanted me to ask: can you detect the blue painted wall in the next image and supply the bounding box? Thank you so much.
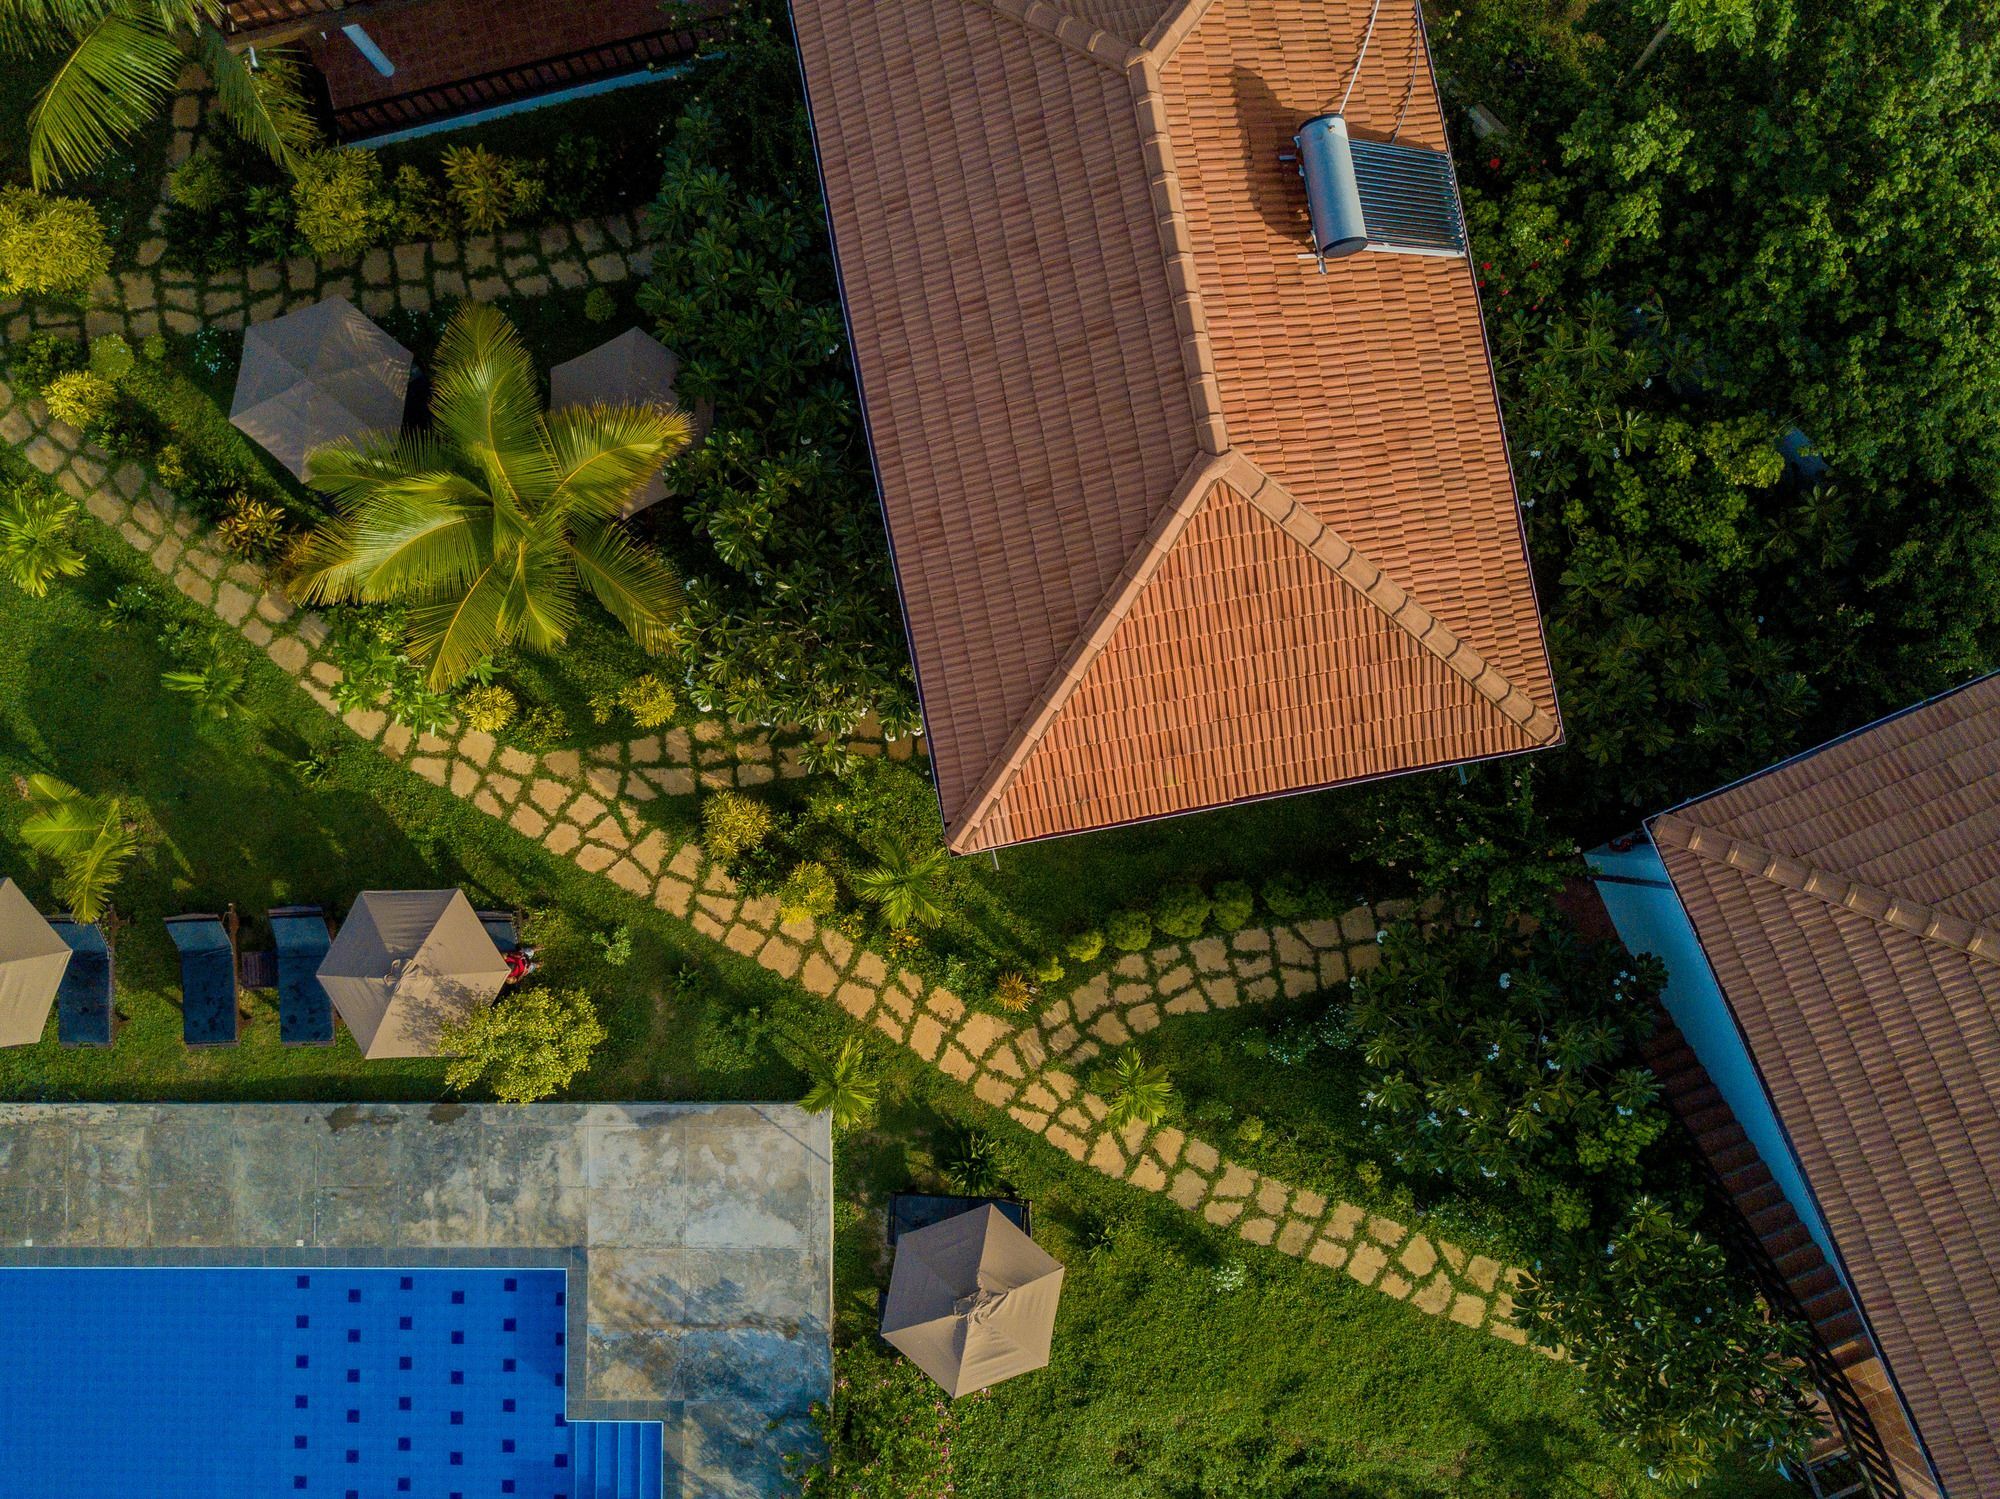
[1587,840,1838,1262]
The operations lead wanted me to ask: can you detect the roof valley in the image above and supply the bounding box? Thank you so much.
[1651,812,2000,968]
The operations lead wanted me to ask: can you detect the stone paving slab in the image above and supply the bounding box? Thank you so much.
[0,1102,831,1499]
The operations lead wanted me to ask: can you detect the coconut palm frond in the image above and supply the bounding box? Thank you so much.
[403,565,511,687]
[25,7,181,188]
[19,774,136,922]
[196,26,315,175]
[566,522,683,653]
[541,403,692,522]
[429,302,546,506]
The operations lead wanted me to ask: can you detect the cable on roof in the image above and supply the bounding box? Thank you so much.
[1336,0,1387,117]
[1388,0,1422,142]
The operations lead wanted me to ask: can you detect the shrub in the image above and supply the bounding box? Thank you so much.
[991,971,1035,1012]
[1235,1114,1266,1145]
[440,144,543,232]
[389,164,448,240]
[592,924,633,967]
[794,1340,958,1499]
[694,1000,768,1072]
[702,790,776,863]
[441,986,608,1103]
[162,656,248,720]
[1212,878,1255,931]
[1261,873,1309,920]
[0,188,111,301]
[1105,908,1153,952]
[618,673,676,729]
[1064,928,1105,963]
[1032,953,1065,986]
[1516,1195,1821,1488]
[291,149,393,260]
[511,704,570,751]
[938,1123,1005,1195]
[41,370,116,431]
[459,684,518,734]
[1211,1258,1249,1294]
[583,286,617,323]
[1154,880,1211,940]
[8,332,86,392]
[216,494,287,559]
[777,860,838,924]
[88,332,135,382]
[167,151,232,212]
[854,837,949,929]
[0,485,86,597]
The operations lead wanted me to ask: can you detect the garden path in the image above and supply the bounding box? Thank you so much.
[0,103,1535,1339]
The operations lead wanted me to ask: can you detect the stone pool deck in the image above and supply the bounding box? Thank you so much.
[0,1102,831,1499]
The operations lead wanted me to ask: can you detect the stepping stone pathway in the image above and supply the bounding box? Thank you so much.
[0,384,1534,1349]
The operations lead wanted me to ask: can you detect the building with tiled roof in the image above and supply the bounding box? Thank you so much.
[1591,672,2000,1499]
[790,0,1560,854]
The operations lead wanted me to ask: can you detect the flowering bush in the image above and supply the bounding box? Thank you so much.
[794,1341,960,1499]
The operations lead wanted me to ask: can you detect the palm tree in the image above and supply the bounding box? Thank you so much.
[19,774,139,922]
[161,654,245,718]
[1098,1046,1173,1132]
[0,485,85,596]
[1,0,317,189]
[801,1035,876,1132]
[853,837,948,929]
[294,303,694,687]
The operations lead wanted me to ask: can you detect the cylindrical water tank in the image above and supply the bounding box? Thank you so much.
[1295,113,1367,259]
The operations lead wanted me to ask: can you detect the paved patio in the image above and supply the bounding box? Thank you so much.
[0,1102,831,1499]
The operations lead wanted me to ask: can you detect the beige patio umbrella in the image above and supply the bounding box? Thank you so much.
[0,878,68,1048]
[548,327,702,517]
[317,890,509,1059]
[230,295,414,478]
[882,1205,1065,1397]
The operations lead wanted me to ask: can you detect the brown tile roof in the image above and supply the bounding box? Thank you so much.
[791,0,1559,852]
[1650,673,2000,1498]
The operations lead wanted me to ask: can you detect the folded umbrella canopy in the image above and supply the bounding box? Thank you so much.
[229,295,414,478]
[0,878,69,1047]
[317,890,509,1059]
[548,327,699,517]
[881,1204,1065,1397]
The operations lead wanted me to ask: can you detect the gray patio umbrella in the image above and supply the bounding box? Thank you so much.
[317,890,509,1059]
[881,1204,1065,1397]
[229,295,413,478]
[548,327,701,517]
[0,878,69,1048]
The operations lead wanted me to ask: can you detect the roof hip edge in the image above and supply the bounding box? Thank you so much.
[1220,453,1560,748]
[1650,813,2000,968]
[947,450,1236,853]
[1139,0,1222,60]
[961,0,1143,68]
[1126,52,1229,454]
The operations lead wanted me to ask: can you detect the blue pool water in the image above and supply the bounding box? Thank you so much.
[0,1267,660,1498]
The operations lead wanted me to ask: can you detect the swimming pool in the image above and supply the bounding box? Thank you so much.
[0,1266,662,1498]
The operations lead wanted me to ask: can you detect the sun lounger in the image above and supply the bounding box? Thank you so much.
[48,916,113,1047]
[269,905,335,1046]
[477,908,520,954]
[164,915,238,1047]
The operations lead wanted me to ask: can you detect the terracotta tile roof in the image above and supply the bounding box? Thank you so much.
[1650,672,2000,1498]
[791,0,1559,852]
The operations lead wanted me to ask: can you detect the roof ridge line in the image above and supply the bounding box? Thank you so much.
[1221,454,1561,748]
[948,451,1235,852]
[1650,813,2000,967]
[1140,0,1221,61]
[1125,50,1229,454]
[961,0,1142,69]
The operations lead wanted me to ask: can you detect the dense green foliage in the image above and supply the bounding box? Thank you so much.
[0,186,110,299]
[1441,0,2000,825]
[440,984,608,1103]
[638,0,918,738]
